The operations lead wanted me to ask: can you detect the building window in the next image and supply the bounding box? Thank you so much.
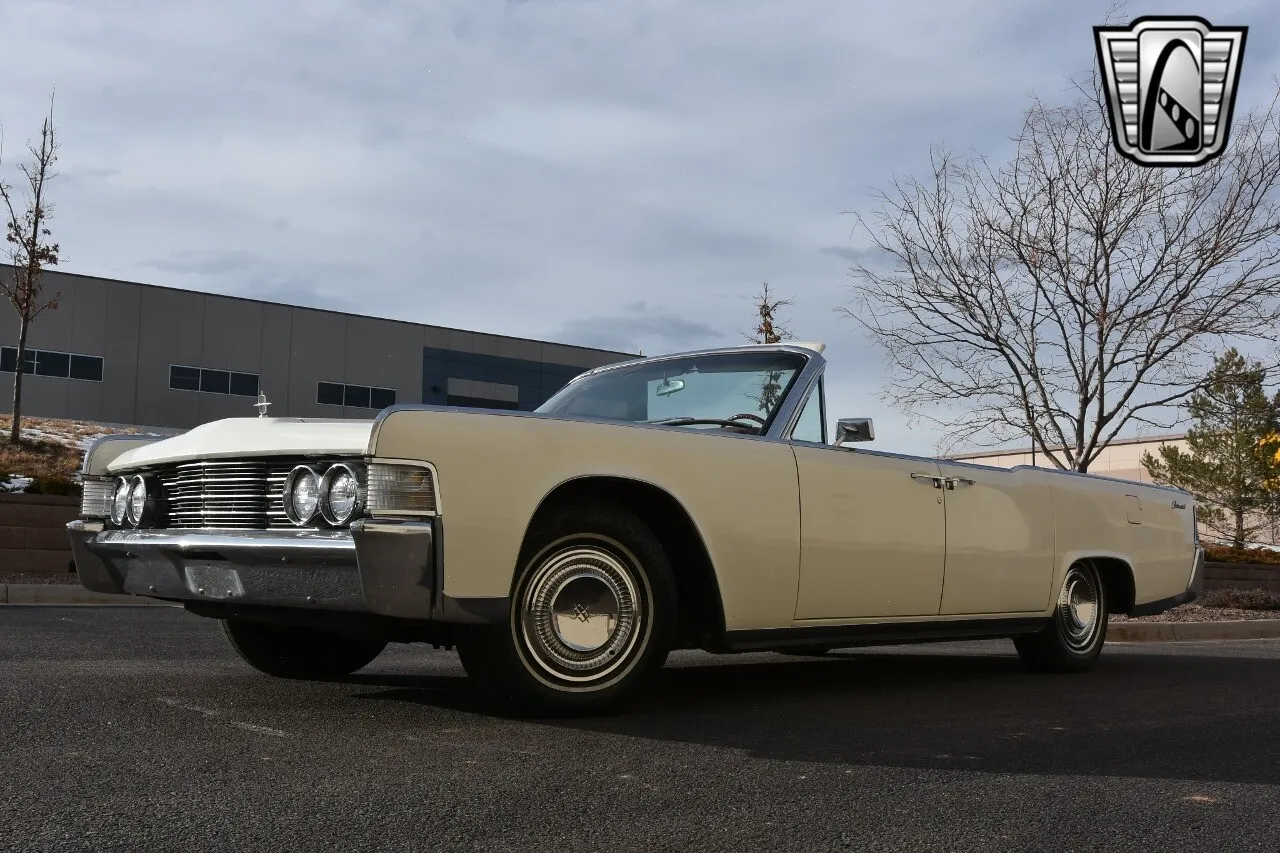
[344,384,370,409]
[69,355,104,382]
[1,346,103,382]
[446,394,520,410]
[317,382,345,406]
[229,372,259,397]
[200,369,230,395]
[317,381,396,410]
[170,364,259,397]
[169,365,200,391]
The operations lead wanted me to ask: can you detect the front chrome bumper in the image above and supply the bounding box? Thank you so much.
[68,518,442,621]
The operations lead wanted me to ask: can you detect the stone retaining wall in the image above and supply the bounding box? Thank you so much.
[0,493,78,573]
[1204,561,1280,594]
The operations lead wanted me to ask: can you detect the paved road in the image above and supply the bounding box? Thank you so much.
[2,607,1278,853]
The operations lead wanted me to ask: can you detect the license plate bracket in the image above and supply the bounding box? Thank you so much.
[184,563,245,599]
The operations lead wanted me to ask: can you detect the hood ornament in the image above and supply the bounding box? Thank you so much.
[254,392,272,418]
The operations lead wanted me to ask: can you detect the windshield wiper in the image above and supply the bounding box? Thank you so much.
[643,416,761,432]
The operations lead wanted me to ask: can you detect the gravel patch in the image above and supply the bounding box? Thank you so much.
[0,572,80,585]
[1111,603,1280,622]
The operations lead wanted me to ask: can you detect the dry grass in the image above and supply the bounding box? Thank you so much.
[0,415,141,445]
[0,433,84,481]
[0,415,140,486]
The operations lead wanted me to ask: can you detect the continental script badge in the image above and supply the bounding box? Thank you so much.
[1094,16,1247,166]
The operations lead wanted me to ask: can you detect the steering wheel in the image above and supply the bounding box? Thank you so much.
[728,413,767,426]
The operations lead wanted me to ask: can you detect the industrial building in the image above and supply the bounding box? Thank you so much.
[0,270,635,430]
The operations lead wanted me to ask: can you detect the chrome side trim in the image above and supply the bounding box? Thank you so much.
[1013,463,1195,496]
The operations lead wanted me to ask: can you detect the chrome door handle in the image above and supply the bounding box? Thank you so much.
[944,476,975,489]
[910,472,944,489]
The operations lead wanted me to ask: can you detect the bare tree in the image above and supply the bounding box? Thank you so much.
[843,78,1280,471]
[0,94,62,445]
[747,281,795,345]
[745,282,796,413]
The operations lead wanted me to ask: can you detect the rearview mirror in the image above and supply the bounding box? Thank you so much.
[656,378,685,397]
[834,417,875,445]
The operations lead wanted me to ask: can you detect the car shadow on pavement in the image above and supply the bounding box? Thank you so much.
[583,647,1280,785]
[348,643,1280,786]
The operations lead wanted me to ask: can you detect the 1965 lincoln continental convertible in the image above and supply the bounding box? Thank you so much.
[68,342,1203,714]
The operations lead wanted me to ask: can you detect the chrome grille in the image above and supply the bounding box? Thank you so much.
[156,460,298,529]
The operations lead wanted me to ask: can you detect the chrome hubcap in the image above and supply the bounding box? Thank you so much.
[1058,566,1100,651]
[520,544,642,682]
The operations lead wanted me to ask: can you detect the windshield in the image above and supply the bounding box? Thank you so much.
[535,351,808,434]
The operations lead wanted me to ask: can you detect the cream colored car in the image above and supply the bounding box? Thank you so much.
[68,342,1203,714]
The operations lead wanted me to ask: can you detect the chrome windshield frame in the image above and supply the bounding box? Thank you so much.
[546,343,828,442]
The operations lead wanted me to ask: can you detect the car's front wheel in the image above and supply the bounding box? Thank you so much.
[222,619,387,680]
[1014,561,1108,672]
[456,503,677,716]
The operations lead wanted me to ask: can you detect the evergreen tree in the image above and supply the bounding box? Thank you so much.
[1142,350,1280,548]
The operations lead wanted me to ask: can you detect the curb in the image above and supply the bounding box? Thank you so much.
[0,583,170,606]
[1108,618,1280,642]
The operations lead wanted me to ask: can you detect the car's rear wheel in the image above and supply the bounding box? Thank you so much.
[456,503,677,716]
[222,619,387,680]
[1014,561,1108,672]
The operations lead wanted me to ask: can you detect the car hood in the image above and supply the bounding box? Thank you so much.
[106,417,375,472]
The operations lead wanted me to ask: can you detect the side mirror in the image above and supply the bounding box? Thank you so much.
[834,417,875,445]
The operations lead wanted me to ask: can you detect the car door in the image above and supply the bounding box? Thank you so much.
[932,461,1056,615]
[792,444,947,620]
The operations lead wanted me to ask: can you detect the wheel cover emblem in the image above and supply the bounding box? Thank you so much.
[520,544,643,683]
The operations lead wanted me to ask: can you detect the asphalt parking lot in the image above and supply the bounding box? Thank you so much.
[2,607,1278,853]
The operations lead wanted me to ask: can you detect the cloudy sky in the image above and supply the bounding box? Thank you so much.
[1,0,1277,455]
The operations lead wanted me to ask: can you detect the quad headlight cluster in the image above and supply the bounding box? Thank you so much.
[109,474,153,528]
[284,462,365,527]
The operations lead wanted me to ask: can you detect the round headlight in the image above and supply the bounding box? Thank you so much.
[127,475,147,527]
[284,466,321,525]
[320,463,363,525]
[110,477,130,526]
